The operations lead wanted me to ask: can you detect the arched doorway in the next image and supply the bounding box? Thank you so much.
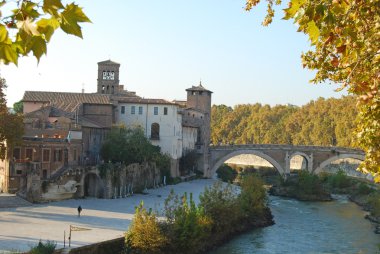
[84,173,105,198]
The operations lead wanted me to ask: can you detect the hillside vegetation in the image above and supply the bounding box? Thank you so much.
[211,96,357,147]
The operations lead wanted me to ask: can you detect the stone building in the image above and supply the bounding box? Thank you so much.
[0,60,212,194]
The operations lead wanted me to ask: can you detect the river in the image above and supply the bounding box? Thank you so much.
[209,195,379,254]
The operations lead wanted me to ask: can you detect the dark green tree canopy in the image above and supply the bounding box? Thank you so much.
[100,125,169,168]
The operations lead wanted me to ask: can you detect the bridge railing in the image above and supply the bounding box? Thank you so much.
[209,144,364,154]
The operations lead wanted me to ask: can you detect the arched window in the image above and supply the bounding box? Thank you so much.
[151,123,160,140]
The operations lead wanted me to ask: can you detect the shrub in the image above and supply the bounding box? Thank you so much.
[125,202,168,254]
[367,193,380,217]
[239,174,267,217]
[357,182,374,195]
[216,164,237,183]
[297,170,324,195]
[29,240,56,254]
[199,181,239,234]
[327,169,351,189]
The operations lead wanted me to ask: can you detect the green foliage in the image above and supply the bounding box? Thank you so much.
[199,182,240,234]
[100,125,168,170]
[357,182,374,195]
[12,100,23,114]
[367,193,380,217]
[125,202,168,254]
[29,240,56,254]
[0,0,90,64]
[211,97,357,147]
[0,77,23,160]
[164,191,212,252]
[327,169,351,189]
[296,170,324,196]
[126,178,272,253]
[245,0,380,175]
[239,174,267,217]
[216,164,237,183]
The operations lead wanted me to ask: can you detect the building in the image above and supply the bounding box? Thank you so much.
[0,60,212,193]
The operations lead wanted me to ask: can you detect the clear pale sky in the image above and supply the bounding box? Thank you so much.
[1,0,346,107]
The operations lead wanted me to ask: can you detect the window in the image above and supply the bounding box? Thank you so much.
[164,107,168,115]
[150,123,160,140]
[16,170,22,175]
[73,149,77,161]
[138,106,143,115]
[54,149,62,162]
[154,107,158,115]
[42,149,50,162]
[121,106,125,114]
[25,148,33,161]
[131,106,135,114]
[13,148,21,160]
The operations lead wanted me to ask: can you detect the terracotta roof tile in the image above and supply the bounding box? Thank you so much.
[22,91,112,112]
[117,97,178,105]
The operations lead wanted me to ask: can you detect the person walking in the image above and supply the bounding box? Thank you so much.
[77,205,82,217]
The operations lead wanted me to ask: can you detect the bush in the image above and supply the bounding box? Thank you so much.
[199,181,240,234]
[125,202,168,254]
[216,164,237,183]
[29,240,56,254]
[297,170,324,195]
[367,193,380,217]
[239,174,267,217]
[357,182,374,195]
[327,169,351,189]
[164,190,212,252]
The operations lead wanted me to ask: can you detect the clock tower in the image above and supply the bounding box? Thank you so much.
[97,60,120,94]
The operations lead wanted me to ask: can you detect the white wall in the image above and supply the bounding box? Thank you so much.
[117,103,183,159]
[182,126,198,152]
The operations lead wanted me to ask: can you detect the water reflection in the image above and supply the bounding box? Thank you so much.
[209,196,379,254]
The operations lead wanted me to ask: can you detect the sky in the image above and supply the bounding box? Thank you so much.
[1,0,347,108]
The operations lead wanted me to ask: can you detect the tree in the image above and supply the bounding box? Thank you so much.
[245,0,380,174]
[0,0,90,64]
[0,77,23,159]
[13,100,23,114]
[100,125,167,167]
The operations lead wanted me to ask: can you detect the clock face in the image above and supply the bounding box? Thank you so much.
[102,71,115,80]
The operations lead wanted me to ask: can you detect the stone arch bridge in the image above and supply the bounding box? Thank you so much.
[207,144,365,178]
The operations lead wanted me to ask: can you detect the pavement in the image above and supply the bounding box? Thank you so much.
[0,179,216,252]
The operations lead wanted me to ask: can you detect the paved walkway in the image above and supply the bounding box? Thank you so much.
[0,194,32,208]
[0,179,216,252]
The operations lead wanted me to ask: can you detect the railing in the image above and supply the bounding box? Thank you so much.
[209,144,365,154]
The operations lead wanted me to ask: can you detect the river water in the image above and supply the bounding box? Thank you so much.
[209,195,379,254]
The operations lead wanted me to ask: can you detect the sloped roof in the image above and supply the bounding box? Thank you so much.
[97,59,120,65]
[186,82,213,93]
[117,97,178,105]
[22,91,112,112]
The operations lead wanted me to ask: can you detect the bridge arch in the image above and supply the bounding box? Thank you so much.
[211,149,285,176]
[314,154,365,174]
[289,152,311,172]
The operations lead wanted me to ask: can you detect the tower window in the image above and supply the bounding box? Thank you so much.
[164,107,168,115]
[131,106,135,114]
[199,91,203,95]
[192,91,196,95]
[154,107,158,115]
[121,106,125,114]
[138,106,143,115]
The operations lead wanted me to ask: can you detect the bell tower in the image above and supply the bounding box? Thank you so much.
[97,60,120,94]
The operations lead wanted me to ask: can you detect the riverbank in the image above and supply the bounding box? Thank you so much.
[0,179,219,252]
